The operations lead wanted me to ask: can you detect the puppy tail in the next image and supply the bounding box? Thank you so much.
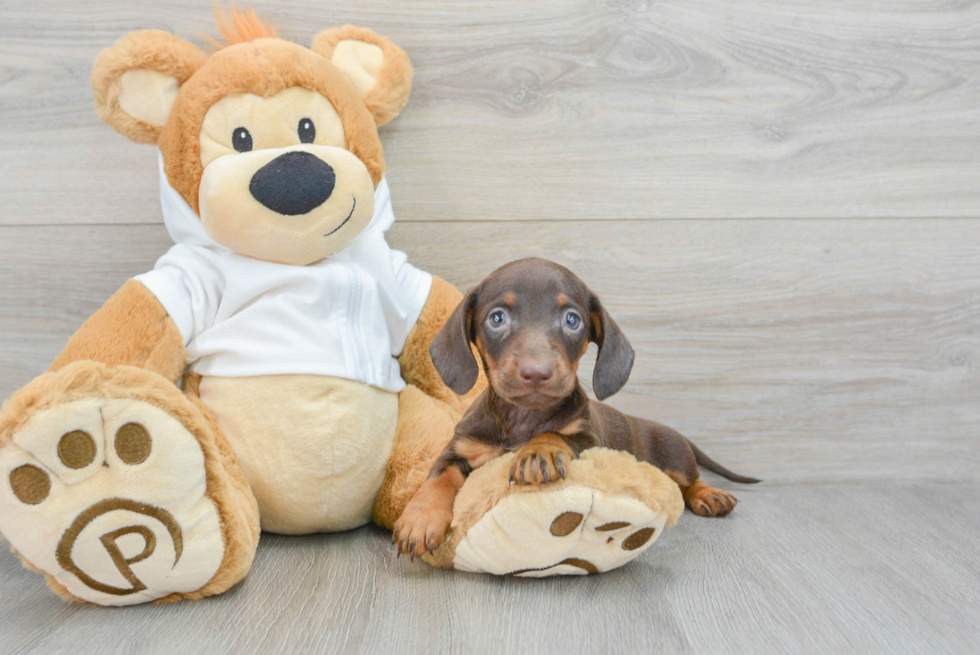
[688,440,761,484]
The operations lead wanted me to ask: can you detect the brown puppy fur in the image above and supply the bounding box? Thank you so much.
[393,258,760,558]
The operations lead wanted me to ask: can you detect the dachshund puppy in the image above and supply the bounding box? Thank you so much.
[393,257,759,558]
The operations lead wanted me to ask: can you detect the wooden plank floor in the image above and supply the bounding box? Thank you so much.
[0,1,978,653]
[2,484,978,654]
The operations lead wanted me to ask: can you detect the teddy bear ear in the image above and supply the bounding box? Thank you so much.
[92,30,208,144]
[311,25,413,127]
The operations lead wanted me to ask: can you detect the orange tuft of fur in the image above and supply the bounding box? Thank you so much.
[211,3,278,48]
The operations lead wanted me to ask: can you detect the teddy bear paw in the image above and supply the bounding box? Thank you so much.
[451,484,669,576]
[0,397,225,605]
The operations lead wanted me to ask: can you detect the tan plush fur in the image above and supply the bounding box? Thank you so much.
[311,25,414,127]
[183,374,261,598]
[0,362,260,603]
[48,279,186,384]
[94,19,403,213]
[372,385,460,529]
[158,38,385,213]
[197,374,398,534]
[424,448,685,568]
[397,276,488,415]
[376,277,490,528]
[2,234,476,602]
[92,30,207,144]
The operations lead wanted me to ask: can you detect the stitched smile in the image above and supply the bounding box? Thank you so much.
[324,195,356,236]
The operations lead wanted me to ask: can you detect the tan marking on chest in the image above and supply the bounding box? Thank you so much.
[455,438,504,468]
[557,418,587,436]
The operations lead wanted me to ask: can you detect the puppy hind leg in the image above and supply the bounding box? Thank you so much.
[642,424,738,518]
[681,479,738,518]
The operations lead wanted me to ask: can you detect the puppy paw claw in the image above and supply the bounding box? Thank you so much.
[393,502,452,560]
[508,436,576,486]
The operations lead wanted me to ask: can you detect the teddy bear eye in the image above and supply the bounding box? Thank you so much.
[232,127,253,153]
[298,118,316,144]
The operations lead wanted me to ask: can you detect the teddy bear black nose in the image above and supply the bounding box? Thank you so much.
[249,151,336,215]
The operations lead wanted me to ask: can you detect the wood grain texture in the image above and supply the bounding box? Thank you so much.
[1,483,977,654]
[0,2,978,650]
[2,0,980,225]
[0,219,977,485]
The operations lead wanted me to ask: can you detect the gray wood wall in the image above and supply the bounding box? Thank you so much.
[2,0,977,485]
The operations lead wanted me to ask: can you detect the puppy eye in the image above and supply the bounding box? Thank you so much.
[564,310,582,331]
[487,310,508,329]
[298,118,316,144]
[232,127,253,153]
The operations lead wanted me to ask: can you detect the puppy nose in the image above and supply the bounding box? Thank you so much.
[249,151,336,215]
[519,362,554,385]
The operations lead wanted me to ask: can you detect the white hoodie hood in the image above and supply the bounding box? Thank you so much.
[136,155,432,393]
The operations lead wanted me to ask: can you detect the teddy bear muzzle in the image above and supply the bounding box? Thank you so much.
[198,144,376,266]
[249,150,336,216]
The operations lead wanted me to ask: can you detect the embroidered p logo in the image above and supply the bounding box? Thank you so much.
[56,498,183,596]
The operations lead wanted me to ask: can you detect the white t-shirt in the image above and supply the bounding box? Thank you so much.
[136,156,432,393]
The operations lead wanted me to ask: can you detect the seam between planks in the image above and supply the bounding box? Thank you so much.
[4,216,980,229]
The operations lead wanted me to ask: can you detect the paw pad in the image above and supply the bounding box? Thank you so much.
[58,430,97,469]
[549,511,583,536]
[9,463,51,505]
[114,422,152,465]
[0,398,225,605]
[454,485,671,577]
[622,526,656,551]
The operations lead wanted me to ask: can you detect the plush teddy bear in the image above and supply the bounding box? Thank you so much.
[0,8,683,606]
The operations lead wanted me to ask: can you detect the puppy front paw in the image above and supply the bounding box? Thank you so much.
[393,499,453,559]
[509,434,577,485]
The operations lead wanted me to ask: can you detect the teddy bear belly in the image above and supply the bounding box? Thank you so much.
[198,374,399,535]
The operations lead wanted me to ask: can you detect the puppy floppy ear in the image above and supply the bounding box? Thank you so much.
[311,25,413,126]
[429,286,480,396]
[589,292,635,400]
[92,30,207,144]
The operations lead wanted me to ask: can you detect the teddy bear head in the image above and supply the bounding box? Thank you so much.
[92,7,412,266]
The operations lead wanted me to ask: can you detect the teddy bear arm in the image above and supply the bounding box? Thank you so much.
[48,278,186,383]
[398,275,487,414]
